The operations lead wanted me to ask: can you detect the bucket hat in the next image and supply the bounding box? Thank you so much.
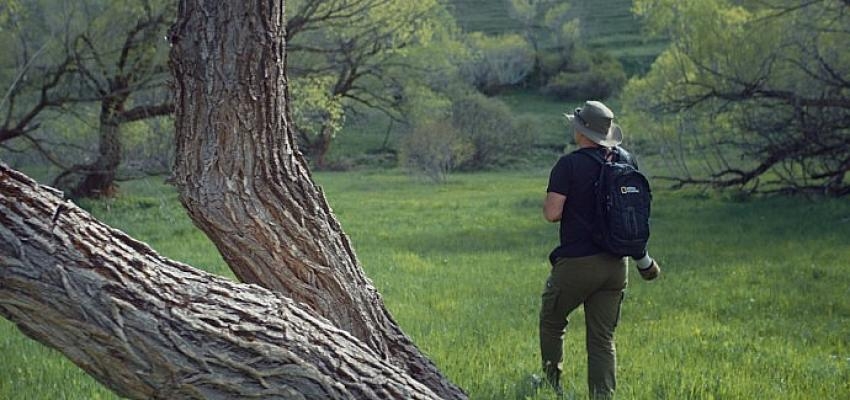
[564,101,623,147]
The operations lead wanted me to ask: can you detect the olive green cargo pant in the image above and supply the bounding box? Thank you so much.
[539,253,627,399]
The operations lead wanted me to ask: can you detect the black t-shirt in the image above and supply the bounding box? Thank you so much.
[546,146,637,264]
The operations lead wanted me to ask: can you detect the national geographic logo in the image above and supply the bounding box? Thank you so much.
[620,186,640,194]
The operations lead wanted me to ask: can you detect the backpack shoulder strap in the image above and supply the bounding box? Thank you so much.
[567,147,608,233]
[576,147,608,165]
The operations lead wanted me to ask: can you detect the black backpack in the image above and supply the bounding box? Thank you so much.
[576,147,652,257]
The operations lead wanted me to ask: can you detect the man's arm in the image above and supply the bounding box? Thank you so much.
[543,192,566,222]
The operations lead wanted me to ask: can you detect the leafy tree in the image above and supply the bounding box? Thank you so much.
[506,0,580,85]
[622,0,850,196]
[1,0,174,198]
[543,49,627,99]
[450,92,535,170]
[286,0,461,168]
[54,0,174,197]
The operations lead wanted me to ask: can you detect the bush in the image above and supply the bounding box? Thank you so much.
[450,93,535,170]
[400,121,472,183]
[536,50,569,84]
[460,33,535,94]
[543,51,627,100]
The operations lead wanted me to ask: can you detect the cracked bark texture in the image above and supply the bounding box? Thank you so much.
[169,1,465,399]
[0,164,441,399]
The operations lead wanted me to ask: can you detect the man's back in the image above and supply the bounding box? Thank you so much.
[546,147,639,263]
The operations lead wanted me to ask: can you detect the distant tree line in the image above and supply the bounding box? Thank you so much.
[3,0,844,194]
[1,0,633,190]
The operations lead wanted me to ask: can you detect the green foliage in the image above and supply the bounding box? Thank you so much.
[451,93,535,170]
[452,0,666,77]
[623,0,850,195]
[543,50,627,100]
[540,2,577,50]
[290,76,346,140]
[503,0,579,87]
[286,0,465,166]
[459,0,630,100]
[506,0,577,51]
[120,116,174,174]
[398,91,541,177]
[3,170,849,399]
[1,0,174,193]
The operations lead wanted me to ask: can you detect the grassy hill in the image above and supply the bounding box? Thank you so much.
[447,0,666,75]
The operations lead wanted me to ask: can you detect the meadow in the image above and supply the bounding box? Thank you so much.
[2,166,849,399]
[2,1,848,398]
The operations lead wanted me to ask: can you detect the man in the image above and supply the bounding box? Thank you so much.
[540,100,660,398]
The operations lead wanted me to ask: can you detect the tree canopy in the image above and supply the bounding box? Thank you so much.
[622,0,850,196]
[286,0,463,168]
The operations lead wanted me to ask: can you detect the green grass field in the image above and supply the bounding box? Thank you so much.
[2,168,849,399]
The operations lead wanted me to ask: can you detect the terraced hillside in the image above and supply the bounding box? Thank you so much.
[447,0,522,35]
[570,0,666,72]
[447,0,666,74]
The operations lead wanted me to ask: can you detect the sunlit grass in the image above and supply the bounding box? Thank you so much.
[4,168,847,399]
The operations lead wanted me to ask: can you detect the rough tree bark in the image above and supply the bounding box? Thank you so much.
[0,0,466,398]
[0,164,441,399]
[169,1,465,398]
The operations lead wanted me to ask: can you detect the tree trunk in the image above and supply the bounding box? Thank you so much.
[0,164,441,399]
[169,1,465,399]
[71,94,127,198]
[312,124,335,169]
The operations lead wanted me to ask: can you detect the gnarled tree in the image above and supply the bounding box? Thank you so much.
[0,0,466,398]
[623,0,850,196]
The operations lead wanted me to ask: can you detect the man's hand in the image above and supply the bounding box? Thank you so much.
[637,260,661,281]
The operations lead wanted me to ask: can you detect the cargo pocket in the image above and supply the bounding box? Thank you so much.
[540,278,561,320]
[613,290,625,328]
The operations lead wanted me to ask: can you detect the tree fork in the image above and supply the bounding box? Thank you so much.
[0,164,441,399]
[168,1,465,398]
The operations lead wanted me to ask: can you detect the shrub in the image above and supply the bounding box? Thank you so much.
[450,93,535,170]
[536,50,569,84]
[543,51,627,100]
[459,33,535,94]
[400,121,472,183]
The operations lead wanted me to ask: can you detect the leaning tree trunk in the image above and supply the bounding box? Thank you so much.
[169,1,465,398]
[0,164,441,399]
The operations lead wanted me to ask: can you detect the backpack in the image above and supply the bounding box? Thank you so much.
[576,147,652,257]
